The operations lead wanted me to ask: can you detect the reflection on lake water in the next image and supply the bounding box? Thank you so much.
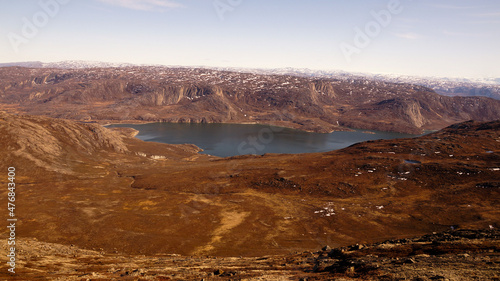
[107,123,418,157]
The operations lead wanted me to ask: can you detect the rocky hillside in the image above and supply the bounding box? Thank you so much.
[0,112,499,279]
[0,111,128,175]
[0,113,498,260]
[1,66,499,133]
[1,229,498,280]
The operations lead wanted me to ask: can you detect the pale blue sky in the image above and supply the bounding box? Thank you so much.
[1,0,499,78]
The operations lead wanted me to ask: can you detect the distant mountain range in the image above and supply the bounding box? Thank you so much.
[2,60,499,100]
[0,60,136,69]
[1,65,499,134]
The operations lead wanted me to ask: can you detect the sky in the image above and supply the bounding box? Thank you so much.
[0,0,499,79]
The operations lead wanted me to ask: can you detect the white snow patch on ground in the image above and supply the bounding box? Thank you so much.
[315,202,336,217]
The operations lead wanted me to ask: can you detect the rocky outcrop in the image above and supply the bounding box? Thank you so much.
[3,226,499,280]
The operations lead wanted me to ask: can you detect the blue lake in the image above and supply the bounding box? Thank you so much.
[107,123,418,157]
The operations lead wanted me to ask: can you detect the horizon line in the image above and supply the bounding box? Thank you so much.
[1,59,499,82]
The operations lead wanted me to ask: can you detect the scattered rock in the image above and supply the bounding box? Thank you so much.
[214,269,224,276]
[350,244,364,250]
[328,248,347,259]
[404,258,416,264]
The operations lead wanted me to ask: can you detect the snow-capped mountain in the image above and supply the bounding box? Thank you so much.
[0,60,135,69]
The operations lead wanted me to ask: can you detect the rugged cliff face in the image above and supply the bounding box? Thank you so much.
[1,66,499,133]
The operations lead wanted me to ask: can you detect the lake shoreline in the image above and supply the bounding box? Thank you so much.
[107,122,419,158]
[100,120,353,134]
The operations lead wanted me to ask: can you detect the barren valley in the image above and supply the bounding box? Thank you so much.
[0,66,499,280]
[0,110,499,280]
